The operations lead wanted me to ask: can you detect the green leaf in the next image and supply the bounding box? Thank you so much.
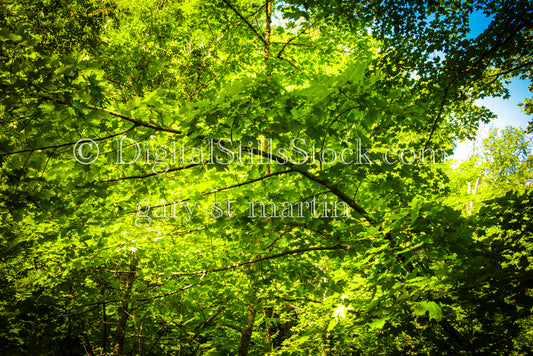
[368,318,387,329]
[413,301,442,321]
[326,318,337,332]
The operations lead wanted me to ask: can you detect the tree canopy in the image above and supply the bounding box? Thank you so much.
[1,0,532,354]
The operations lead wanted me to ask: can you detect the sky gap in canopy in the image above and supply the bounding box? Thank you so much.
[452,9,532,161]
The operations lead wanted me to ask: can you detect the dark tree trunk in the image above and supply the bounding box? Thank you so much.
[113,252,138,356]
[238,303,256,356]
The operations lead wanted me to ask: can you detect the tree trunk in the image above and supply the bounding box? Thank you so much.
[238,303,256,356]
[113,251,138,356]
[264,0,272,65]
[263,0,273,176]
[263,306,273,352]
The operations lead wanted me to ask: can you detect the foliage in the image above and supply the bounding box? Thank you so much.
[1,0,532,355]
[482,127,532,186]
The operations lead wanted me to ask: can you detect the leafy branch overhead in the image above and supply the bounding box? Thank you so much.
[0,0,532,355]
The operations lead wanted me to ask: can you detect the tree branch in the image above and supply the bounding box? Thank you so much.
[242,146,376,225]
[276,22,314,59]
[38,94,182,135]
[89,105,182,135]
[0,125,136,158]
[167,244,348,276]
[100,162,208,182]
[221,0,267,46]
[129,169,294,213]
[424,21,528,149]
